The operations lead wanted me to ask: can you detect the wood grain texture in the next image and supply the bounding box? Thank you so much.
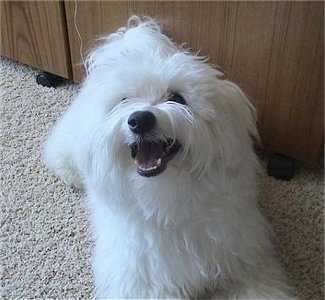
[0,1,71,78]
[65,1,323,164]
[261,1,324,163]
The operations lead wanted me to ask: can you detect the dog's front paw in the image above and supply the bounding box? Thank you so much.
[60,168,83,189]
[46,158,83,189]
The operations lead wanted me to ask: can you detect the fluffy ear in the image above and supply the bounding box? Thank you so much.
[211,80,259,169]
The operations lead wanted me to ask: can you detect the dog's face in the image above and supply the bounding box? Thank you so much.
[127,95,184,177]
[84,21,257,182]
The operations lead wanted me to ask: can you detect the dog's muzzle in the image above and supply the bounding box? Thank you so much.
[128,111,181,177]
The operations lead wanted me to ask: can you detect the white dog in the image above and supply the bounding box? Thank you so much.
[44,16,295,299]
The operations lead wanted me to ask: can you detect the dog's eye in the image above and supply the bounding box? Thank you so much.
[168,92,186,105]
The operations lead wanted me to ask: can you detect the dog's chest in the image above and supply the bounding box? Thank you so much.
[96,203,223,291]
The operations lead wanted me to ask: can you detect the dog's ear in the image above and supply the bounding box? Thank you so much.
[215,80,258,138]
[210,80,259,169]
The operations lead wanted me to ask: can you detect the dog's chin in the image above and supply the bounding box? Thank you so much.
[130,137,181,177]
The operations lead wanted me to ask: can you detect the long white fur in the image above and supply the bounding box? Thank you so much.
[44,16,295,299]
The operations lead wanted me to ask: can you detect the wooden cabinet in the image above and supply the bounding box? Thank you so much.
[0,1,71,78]
[1,1,323,165]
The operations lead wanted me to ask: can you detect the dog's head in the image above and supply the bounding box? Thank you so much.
[84,17,258,183]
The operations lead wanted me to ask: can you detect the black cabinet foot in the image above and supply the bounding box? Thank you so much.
[36,71,64,87]
[267,153,296,181]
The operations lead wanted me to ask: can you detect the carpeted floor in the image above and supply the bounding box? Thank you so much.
[1,56,324,299]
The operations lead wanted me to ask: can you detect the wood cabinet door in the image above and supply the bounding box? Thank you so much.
[65,1,323,164]
[0,1,71,78]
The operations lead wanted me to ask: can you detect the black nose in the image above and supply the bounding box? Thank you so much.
[128,111,156,134]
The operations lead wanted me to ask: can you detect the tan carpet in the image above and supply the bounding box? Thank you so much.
[1,56,324,299]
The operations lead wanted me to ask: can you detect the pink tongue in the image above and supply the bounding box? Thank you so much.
[136,142,164,168]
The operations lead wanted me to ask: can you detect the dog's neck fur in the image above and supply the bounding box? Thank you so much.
[87,160,271,298]
[88,156,256,225]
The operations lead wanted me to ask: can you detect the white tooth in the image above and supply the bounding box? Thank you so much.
[138,164,160,172]
[157,158,161,166]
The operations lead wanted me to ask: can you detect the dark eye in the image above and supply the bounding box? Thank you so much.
[168,92,186,105]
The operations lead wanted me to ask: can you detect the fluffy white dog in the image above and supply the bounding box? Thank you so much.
[44,16,295,299]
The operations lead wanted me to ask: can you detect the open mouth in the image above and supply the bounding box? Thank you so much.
[130,138,181,177]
